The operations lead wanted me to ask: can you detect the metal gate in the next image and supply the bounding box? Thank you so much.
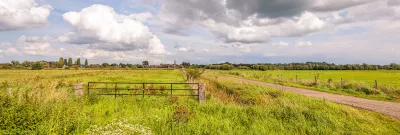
[87,82,199,99]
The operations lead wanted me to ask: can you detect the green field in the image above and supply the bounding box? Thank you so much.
[1,70,400,134]
[209,70,400,102]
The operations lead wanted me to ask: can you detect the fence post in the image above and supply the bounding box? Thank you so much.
[199,83,206,104]
[314,76,318,85]
[375,80,378,89]
[170,83,173,98]
[142,83,145,97]
[296,75,298,82]
[87,83,90,95]
[341,78,343,86]
[74,82,83,97]
[114,83,117,99]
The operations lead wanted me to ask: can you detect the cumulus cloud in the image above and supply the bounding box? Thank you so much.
[82,48,167,63]
[0,0,52,31]
[388,0,400,5]
[324,1,400,26]
[0,43,19,57]
[202,11,325,43]
[272,41,289,46]
[61,4,166,55]
[173,43,195,52]
[158,0,334,44]
[220,44,251,52]
[18,35,56,56]
[296,41,313,47]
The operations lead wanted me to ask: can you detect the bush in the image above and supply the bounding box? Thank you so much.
[31,63,43,70]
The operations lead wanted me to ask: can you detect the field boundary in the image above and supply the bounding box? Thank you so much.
[217,75,400,120]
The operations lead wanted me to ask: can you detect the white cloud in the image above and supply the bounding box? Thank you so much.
[82,48,168,63]
[186,11,325,43]
[158,0,330,43]
[220,44,251,53]
[0,42,18,55]
[127,12,153,22]
[177,47,189,52]
[296,41,313,47]
[272,41,289,46]
[61,4,166,55]
[0,0,52,31]
[264,53,277,57]
[18,36,55,56]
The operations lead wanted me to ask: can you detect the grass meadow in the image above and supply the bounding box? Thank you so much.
[210,70,400,102]
[0,70,400,134]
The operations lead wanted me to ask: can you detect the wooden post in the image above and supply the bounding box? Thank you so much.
[375,80,378,89]
[341,78,343,86]
[114,83,117,99]
[314,76,318,85]
[87,83,90,95]
[296,75,298,82]
[199,83,206,104]
[142,83,145,97]
[170,83,173,98]
[74,83,83,97]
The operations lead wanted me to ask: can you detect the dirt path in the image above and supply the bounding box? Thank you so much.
[219,75,400,120]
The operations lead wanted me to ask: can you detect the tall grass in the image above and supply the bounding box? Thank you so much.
[213,70,400,102]
[0,70,399,134]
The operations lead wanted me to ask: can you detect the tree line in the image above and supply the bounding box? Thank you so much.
[204,62,400,70]
[2,60,400,70]
[1,58,184,70]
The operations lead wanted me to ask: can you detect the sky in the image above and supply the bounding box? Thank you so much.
[0,0,400,65]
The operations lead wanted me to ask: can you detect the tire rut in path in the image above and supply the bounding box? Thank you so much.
[219,75,400,120]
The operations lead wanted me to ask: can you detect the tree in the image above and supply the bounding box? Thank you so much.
[182,62,190,67]
[58,57,64,68]
[102,63,109,67]
[142,61,149,66]
[64,59,67,66]
[85,59,88,67]
[76,58,81,66]
[68,57,73,67]
[119,63,126,68]
[31,62,43,70]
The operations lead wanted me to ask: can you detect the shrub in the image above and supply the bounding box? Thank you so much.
[184,67,205,82]
[31,62,43,70]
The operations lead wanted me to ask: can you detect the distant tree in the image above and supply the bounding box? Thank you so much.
[85,59,88,67]
[102,63,109,67]
[22,61,31,67]
[182,62,190,67]
[119,63,126,68]
[64,59,67,66]
[68,57,73,67]
[142,61,149,66]
[58,57,64,68]
[110,63,118,67]
[11,60,21,66]
[31,62,43,70]
[76,58,81,66]
[126,64,133,68]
